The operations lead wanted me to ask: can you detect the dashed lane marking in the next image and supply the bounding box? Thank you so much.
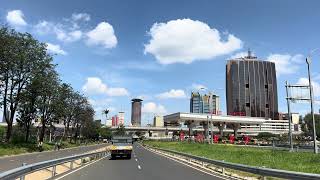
[138,165,141,170]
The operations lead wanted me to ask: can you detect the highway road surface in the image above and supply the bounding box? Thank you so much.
[59,143,224,180]
[0,143,107,173]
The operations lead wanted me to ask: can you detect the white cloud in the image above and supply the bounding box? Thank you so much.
[191,83,207,91]
[230,51,255,59]
[71,13,90,21]
[6,10,27,27]
[56,29,82,42]
[106,88,129,96]
[156,89,187,99]
[34,21,55,34]
[142,102,167,115]
[266,54,304,75]
[144,18,242,64]
[89,98,113,107]
[82,77,129,96]
[297,78,320,97]
[34,20,83,43]
[46,43,67,55]
[82,77,108,94]
[86,22,117,49]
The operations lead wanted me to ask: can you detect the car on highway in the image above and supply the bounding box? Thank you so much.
[110,136,133,159]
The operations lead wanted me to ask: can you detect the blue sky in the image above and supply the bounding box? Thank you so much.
[1,0,320,125]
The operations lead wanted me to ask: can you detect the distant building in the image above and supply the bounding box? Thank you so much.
[118,112,125,125]
[112,116,119,127]
[226,50,278,119]
[190,92,203,113]
[105,119,112,127]
[190,92,220,114]
[131,98,143,126]
[153,116,164,127]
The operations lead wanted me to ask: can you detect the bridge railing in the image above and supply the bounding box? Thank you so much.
[145,145,320,180]
[0,150,109,180]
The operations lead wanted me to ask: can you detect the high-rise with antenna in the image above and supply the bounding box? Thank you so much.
[226,50,278,119]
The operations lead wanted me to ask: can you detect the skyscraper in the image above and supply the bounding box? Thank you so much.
[226,51,278,119]
[190,92,220,114]
[131,98,142,126]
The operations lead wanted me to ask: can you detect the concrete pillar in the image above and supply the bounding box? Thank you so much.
[187,121,197,142]
[218,123,224,137]
[203,123,209,142]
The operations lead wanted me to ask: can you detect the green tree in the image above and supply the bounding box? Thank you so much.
[303,113,320,139]
[37,68,60,143]
[100,127,112,139]
[113,124,126,136]
[0,27,54,142]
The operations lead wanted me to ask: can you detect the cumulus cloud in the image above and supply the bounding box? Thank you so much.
[106,88,129,96]
[86,22,117,49]
[267,54,304,75]
[6,10,27,27]
[156,89,187,99]
[71,13,90,21]
[34,20,83,43]
[142,102,167,115]
[46,43,67,55]
[82,77,129,96]
[144,18,242,64]
[297,78,320,97]
[56,29,82,42]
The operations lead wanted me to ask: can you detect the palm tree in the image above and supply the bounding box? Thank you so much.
[103,109,109,119]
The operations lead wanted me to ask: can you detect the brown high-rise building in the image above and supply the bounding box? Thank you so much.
[131,98,142,126]
[226,51,278,119]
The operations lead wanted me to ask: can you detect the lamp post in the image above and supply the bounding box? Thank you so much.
[306,48,319,154]
[306,57,318,154]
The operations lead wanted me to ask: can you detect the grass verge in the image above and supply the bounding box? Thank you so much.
[0,141,99,157]
[144,141,320,174]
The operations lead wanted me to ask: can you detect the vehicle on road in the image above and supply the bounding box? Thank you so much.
[110,136,133,159]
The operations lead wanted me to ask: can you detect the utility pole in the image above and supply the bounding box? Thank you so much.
[210,112,213,144]
[306,57,318,154]
[285,81,293,152]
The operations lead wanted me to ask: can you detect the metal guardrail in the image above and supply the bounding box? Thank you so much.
[146,145,320,180]
[0,150,109,180]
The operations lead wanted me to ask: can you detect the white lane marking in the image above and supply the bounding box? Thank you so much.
[55,156,108,180]
[135,158,138,161]
[138,165,141,170]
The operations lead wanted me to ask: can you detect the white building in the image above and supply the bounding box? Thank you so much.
[118,112,125,125]
[153,116,164,127]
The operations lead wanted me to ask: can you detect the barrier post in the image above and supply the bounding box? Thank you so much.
[20,163,27,180]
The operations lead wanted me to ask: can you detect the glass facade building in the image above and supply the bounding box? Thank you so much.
[190,92,220,114]
[226,52,278,119]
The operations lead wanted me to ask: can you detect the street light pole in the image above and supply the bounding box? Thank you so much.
[285,81,293,152]
[306,57,318,154]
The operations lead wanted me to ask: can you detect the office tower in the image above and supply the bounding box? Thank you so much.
[131,98,142,126]
[226,50,278,119]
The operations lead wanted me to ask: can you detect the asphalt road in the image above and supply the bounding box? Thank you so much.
[0,143,108,173]
[60,143,223,180]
